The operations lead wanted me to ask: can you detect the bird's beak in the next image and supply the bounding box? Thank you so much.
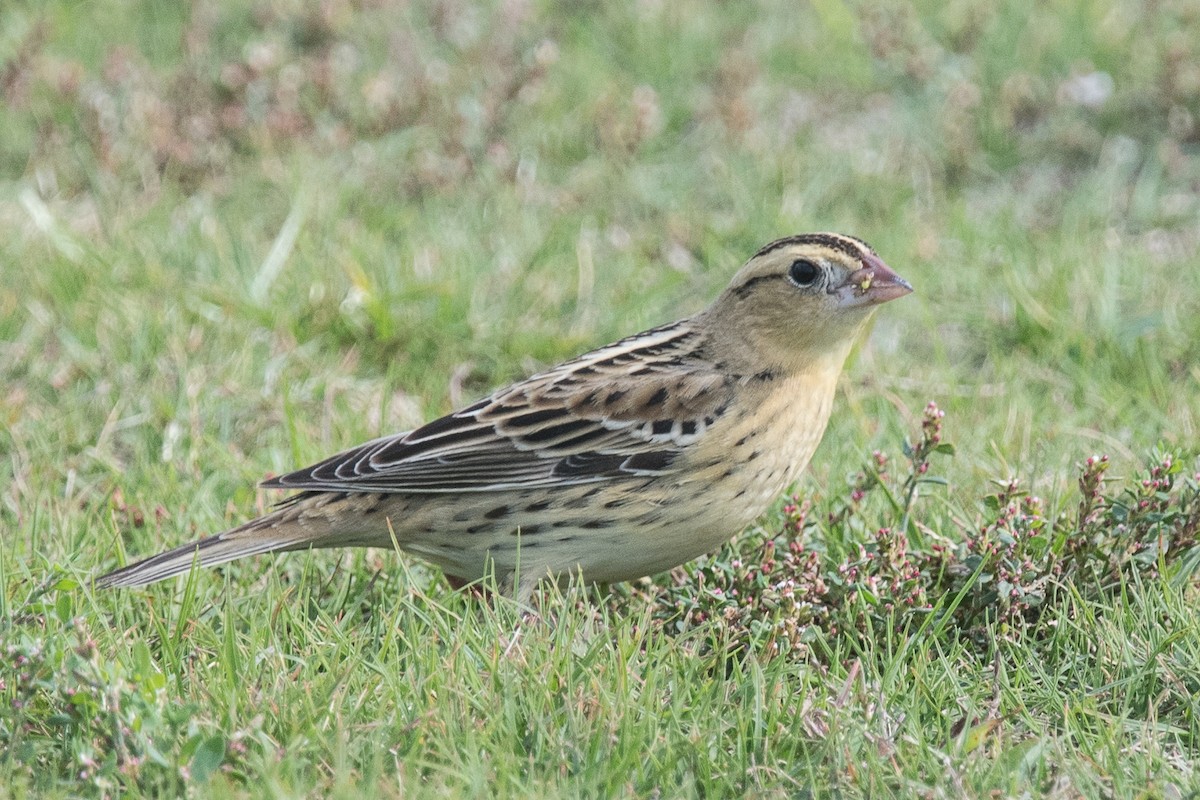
[832,252,913,309]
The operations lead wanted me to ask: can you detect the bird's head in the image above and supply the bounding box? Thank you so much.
[702,233,913,373]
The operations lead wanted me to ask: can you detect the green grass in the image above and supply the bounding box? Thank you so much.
[3,0,1200,796]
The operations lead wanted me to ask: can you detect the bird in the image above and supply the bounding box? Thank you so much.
[97,233,912,602]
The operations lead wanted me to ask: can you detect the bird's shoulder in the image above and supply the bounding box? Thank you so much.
[485,318,739,440]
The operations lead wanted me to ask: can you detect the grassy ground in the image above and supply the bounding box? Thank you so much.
[3,0,1200,796]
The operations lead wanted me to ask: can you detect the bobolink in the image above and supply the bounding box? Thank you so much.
[99,233,912,601]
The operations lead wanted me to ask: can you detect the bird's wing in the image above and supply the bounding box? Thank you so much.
[261,321,738,494]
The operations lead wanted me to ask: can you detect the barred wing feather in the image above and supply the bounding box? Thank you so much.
[262,322,734,494]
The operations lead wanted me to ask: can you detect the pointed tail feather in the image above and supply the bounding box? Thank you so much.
[94,495,340,591]
[98,492,400,588]
[95,527,315,588]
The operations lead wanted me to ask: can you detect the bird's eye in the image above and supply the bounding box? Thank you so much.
[788,259,821,287]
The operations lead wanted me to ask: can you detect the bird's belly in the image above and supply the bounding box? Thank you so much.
[573,378,838,582]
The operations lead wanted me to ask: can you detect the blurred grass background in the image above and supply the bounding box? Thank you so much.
[2,0,1200,796]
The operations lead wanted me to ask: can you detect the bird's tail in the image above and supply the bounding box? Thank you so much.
[96,494,359,589]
